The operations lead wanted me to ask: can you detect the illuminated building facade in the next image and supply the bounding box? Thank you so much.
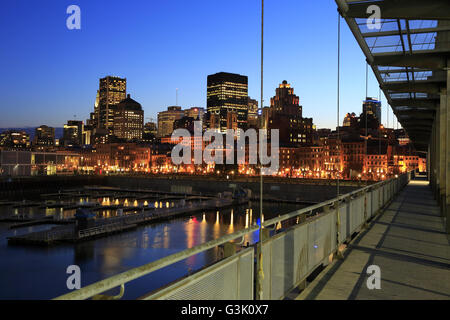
[258,107,270,130]
[157,106,184,138]
[207,72,248,132]
[33,125,55,149]
[173,116,196,134]
[343,112,358,127]
[268,81,314,146]
[247,97,259,128]
[63,120,83,147]
[226,111,238,130]
[0,130,31,150]
[0,150,80,176]
[113,94,144,141]
[184,107,204,120]
[363,97,381,124]
[96,76,127,133]
[81,143,150,173]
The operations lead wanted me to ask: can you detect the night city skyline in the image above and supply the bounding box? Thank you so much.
[0,0,391,129]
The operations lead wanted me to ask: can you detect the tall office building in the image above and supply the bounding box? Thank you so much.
[207,72,248,132]
[363,97,381,124]
[157,106,184,138]
[34,125,55,148]
[270,80,302,117]
[113,94,144,141]
[269,81,313,146]
[96,76,127,133]
[63,120,83,147]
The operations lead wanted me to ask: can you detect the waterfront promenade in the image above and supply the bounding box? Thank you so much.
[296,176,450,300]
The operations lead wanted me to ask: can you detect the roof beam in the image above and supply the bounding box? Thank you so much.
[379,68,430,74]
[397,111,435,120]
[402,126,432,132]
[383,81,445,94]
[391,98,439,108]
[372,52,449,70]
[341,0,450,20]
[362,26,450,38]
[401,118,434,124]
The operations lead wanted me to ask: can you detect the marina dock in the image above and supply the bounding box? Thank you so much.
[7,197,247,246]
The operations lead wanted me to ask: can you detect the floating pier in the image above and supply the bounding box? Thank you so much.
[7,197,247,246]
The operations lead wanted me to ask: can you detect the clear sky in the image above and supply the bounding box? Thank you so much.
[0,0,396,129]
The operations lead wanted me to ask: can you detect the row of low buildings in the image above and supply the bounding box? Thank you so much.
[0,150,80,176]
[0,72,425,178]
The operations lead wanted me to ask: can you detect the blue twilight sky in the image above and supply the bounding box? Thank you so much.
[0,0,396,129]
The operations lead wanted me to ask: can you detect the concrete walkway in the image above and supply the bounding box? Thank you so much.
[297,177,450,300]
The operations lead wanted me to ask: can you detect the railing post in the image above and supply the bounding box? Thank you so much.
[335,199,344,259]
[363,190,369,229]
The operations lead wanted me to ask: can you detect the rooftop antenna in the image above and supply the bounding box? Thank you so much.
[176,88,179,106]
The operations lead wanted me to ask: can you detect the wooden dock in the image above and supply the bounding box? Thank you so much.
[7,197,247,246]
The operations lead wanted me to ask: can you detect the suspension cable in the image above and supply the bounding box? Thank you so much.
[257,0,264,301]
[337,11,341,196]
[365,62,368,183]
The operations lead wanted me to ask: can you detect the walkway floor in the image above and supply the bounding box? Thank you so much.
[296,177,450,300]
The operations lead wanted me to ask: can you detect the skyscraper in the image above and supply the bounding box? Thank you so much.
[269,81,313,146]
[363,97,381,124]
[206,72,248,132]
[96,76,127,133]
[113,94,144,141]
[270,80,302,117]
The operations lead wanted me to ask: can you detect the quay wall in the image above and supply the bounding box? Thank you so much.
[0,174,363,203]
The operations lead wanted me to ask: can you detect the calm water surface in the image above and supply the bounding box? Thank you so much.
[0,197,301,299]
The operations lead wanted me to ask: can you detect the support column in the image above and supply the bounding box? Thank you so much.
[440,90,447,213]
[446,62,450,233]
[435,106,440,201]
[431,115,437,196]
[427,143,431,182]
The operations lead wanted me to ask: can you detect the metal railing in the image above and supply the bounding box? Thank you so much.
[54,172,412,300]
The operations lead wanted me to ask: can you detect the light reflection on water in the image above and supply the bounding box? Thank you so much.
[0,196,180,221]
[0,200,301,300]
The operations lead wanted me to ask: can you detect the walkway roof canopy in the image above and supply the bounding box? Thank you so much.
[335,0,450,152]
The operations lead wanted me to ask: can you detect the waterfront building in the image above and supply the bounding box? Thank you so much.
[0,150,80,176]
